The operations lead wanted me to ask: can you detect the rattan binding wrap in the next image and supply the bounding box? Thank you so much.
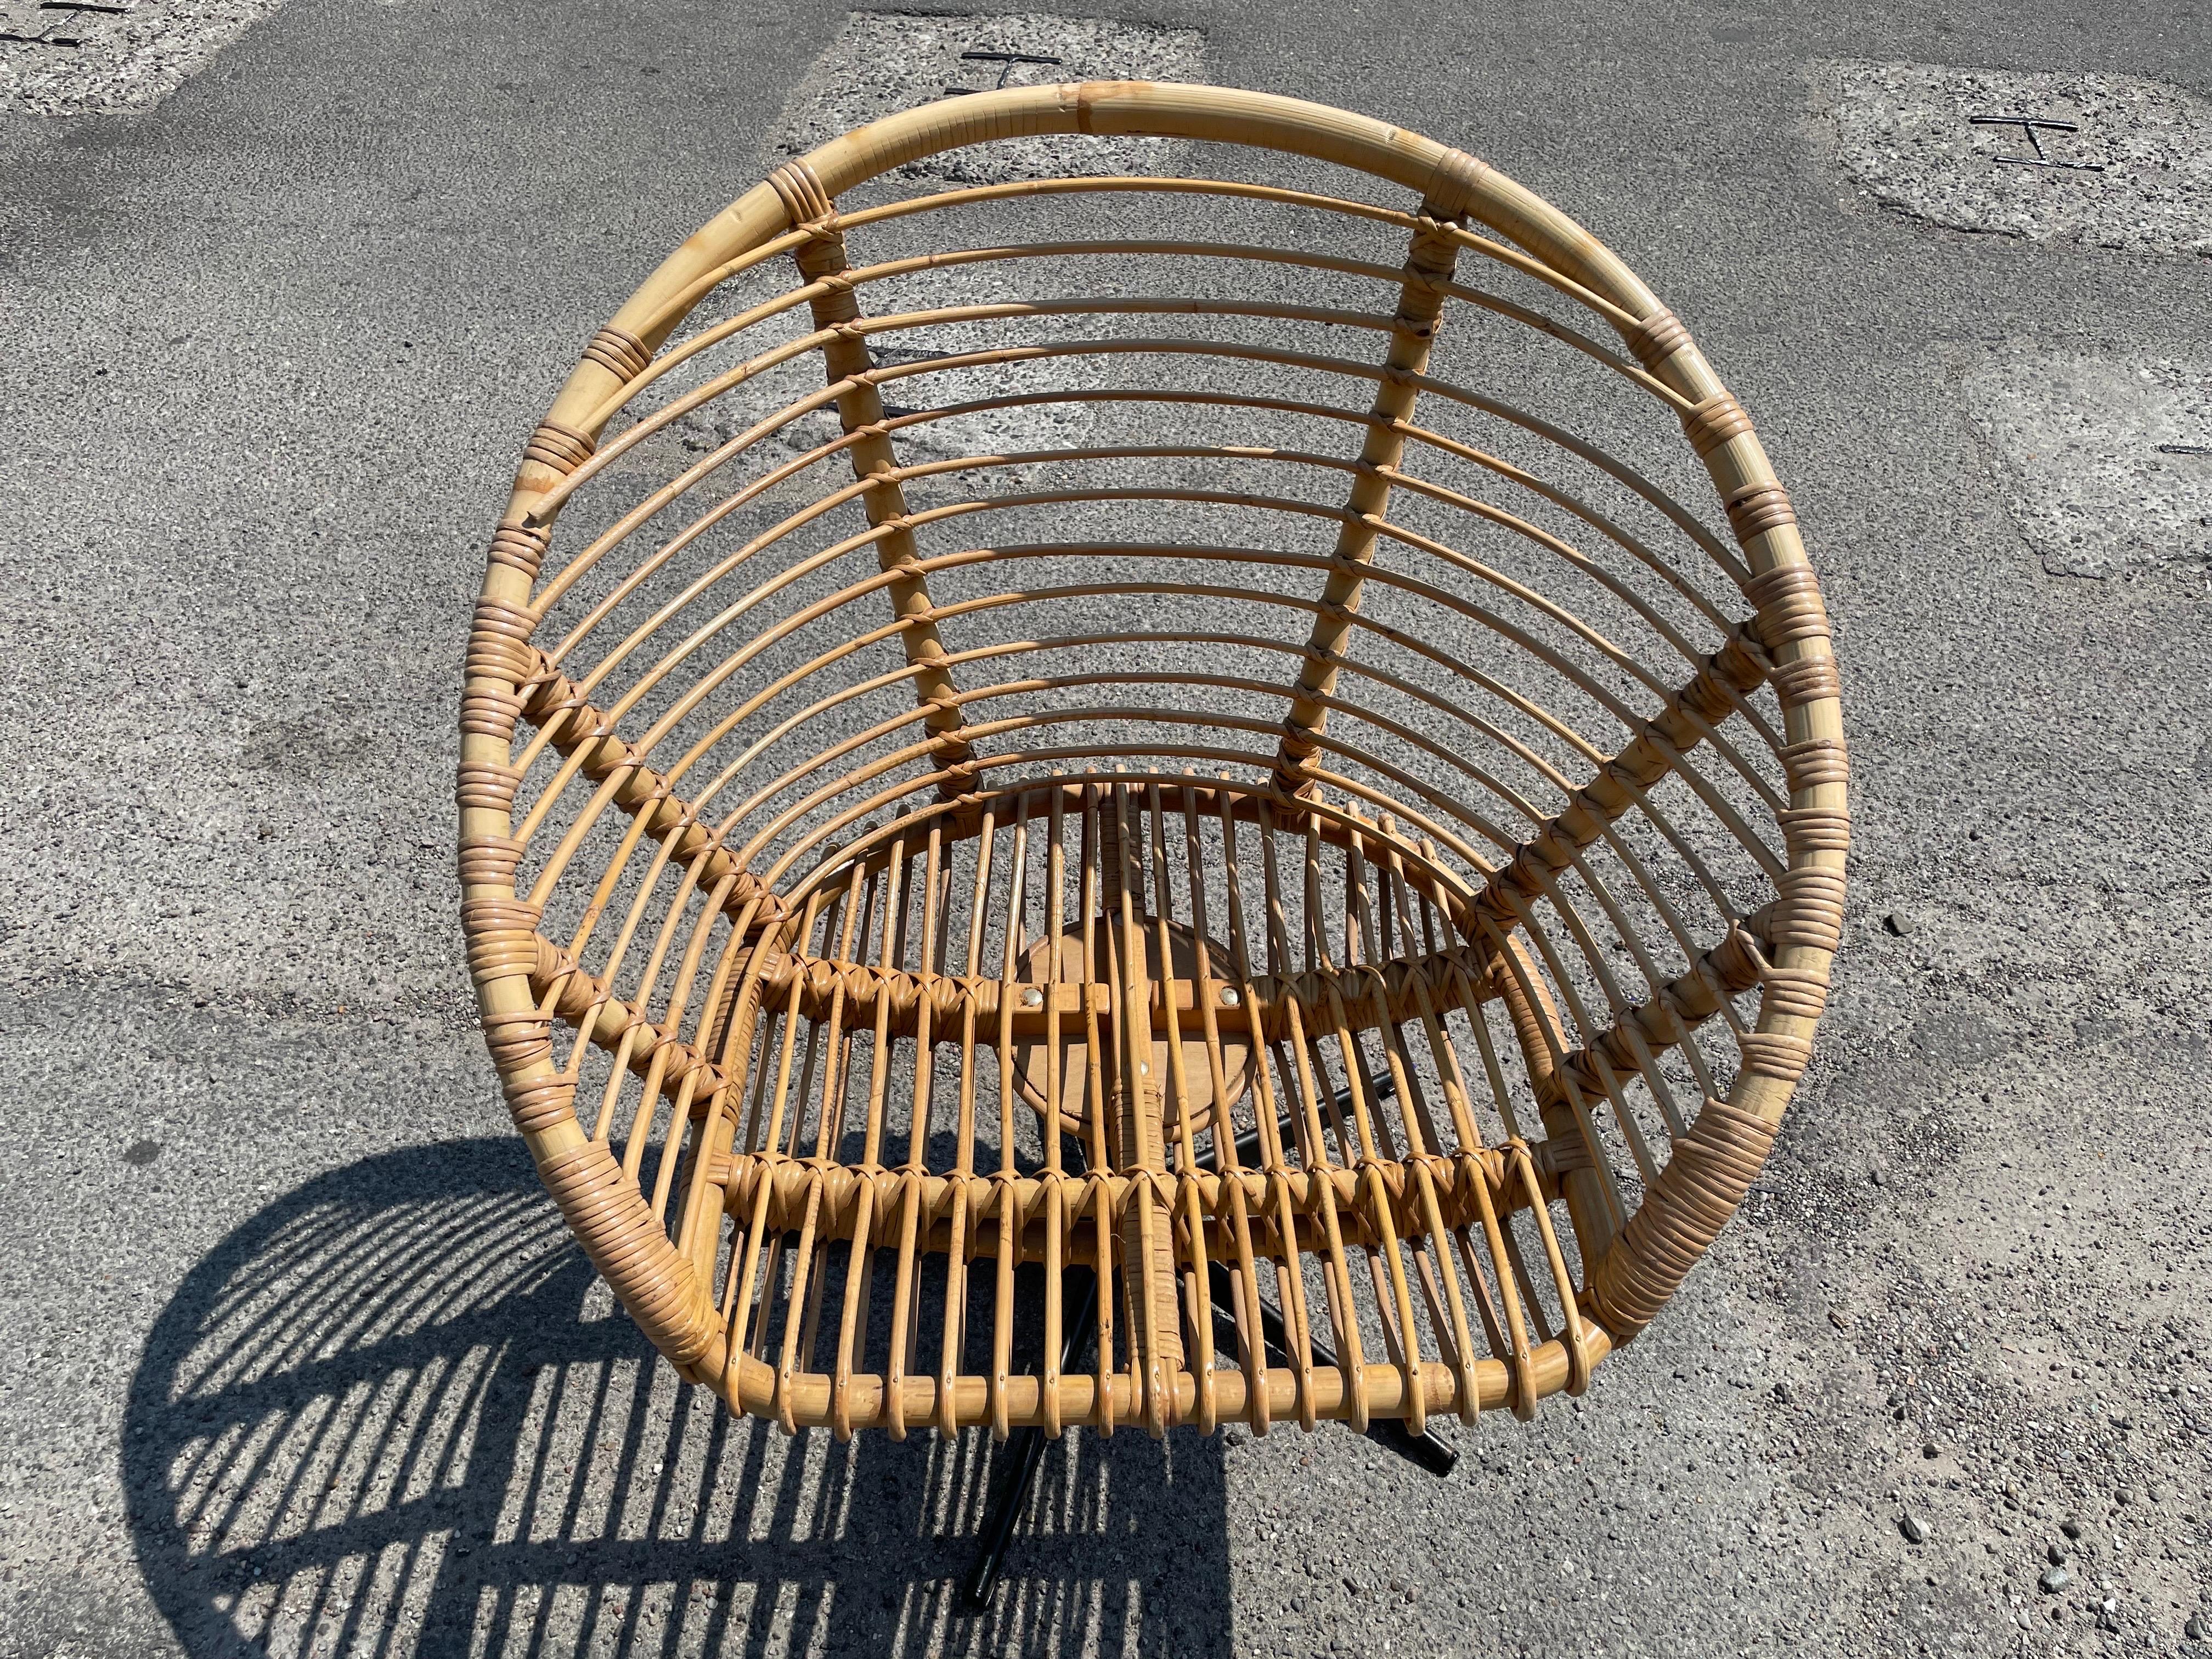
[459,84,1847,1441]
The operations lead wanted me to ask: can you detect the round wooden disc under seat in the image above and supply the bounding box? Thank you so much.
[1011,918,1255,1142]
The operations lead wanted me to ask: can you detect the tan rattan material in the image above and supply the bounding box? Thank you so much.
[459,83,1846,1440]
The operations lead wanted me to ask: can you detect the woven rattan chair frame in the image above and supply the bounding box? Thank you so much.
[459,83,1846,1443]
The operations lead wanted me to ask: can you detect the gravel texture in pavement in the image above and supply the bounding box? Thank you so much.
[1963,354,2210,578]
[1819,59,2212,257]
[0,0,297,116]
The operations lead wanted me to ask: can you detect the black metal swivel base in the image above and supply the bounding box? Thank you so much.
[960,1098,1458,1613]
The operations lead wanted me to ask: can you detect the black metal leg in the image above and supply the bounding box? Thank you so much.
[1218,1075,1459,1476]
[1206,1260,1458,1476]
[960,1262,1099,1613]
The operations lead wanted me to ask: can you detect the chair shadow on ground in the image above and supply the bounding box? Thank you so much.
[124,1138,1233,1657]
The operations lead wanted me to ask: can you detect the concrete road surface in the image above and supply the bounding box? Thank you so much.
[1,1,2207,1655]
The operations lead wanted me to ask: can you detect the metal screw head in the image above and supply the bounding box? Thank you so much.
[1220,986,1242,1007]
[1020,986,1043,1008]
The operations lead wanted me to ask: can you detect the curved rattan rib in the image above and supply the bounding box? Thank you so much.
[460,82,1846,1441]
[520,523,1781,891]
[544,390,1740,642]
[610,238,1691,422]
[616,176,1649,392]
[534,331,1732,582]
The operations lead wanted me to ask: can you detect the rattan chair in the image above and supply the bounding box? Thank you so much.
[459,84,1847,1457]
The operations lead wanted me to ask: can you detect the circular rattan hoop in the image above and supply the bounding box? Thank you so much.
[459,83,1846,1440]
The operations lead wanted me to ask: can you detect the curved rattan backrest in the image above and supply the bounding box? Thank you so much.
[459,83,1846,1439]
